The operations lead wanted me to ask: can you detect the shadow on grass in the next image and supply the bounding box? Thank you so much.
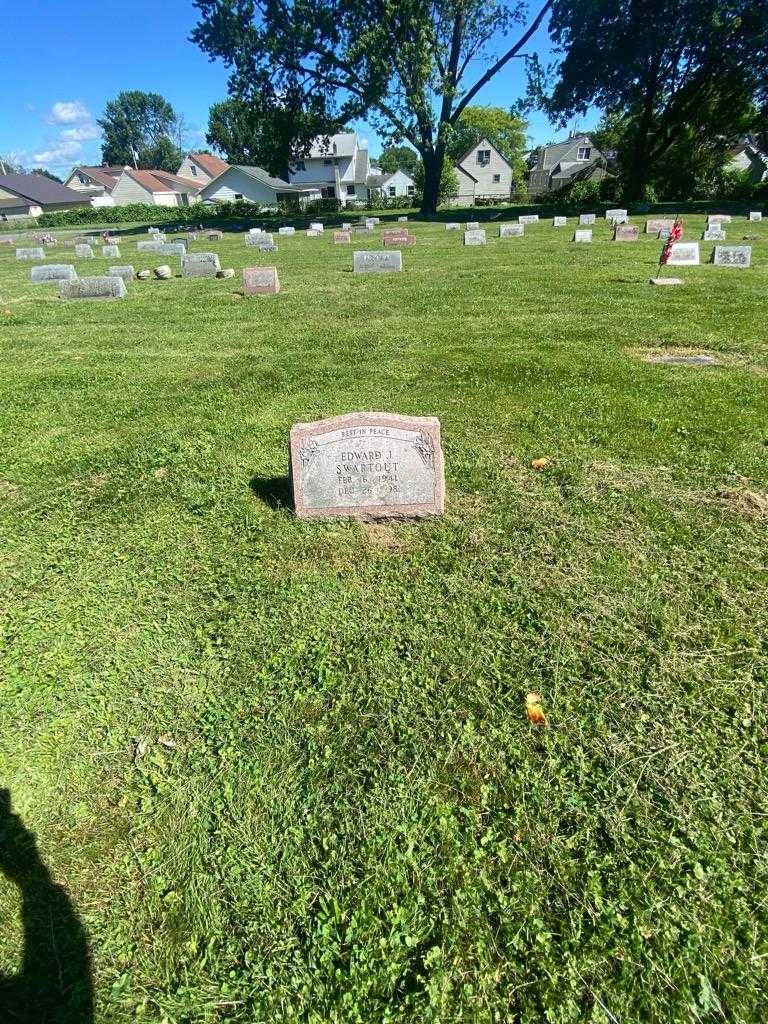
[249,475,293,511]
[0,789,93,1024]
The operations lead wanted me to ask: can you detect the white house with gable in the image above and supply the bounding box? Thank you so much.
[368,169,416,200]
[448,137,514,206]
[286,132,377,206]
[198,165,312,206]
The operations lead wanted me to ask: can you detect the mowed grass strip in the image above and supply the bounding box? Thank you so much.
[1,216,767,1023]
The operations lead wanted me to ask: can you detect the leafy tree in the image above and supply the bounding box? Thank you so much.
[414,159,459,204]
[191,0,552,214]
[446,106,527,182]
[30,168,63,182]
[0,155,26,174]
[377,145,420,176]
[537,0,768,200]
[98,91,185,171]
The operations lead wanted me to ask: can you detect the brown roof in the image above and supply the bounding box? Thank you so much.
[73,166,123,189]
[123,168,198,194]
[189,152,229,177]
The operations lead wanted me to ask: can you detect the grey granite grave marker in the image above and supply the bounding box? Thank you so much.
[309,222,324,232]
[207,230,223,240]
[181,252,221,278]
[713,245,751,268]
[579,213,596,225]
[59,276,127,300]
[74,244,94,258]
[246,232,274,246]
[243,266,280,294]
[614,224,639,241]
[445,222,460,230]
[573,229,592,243]
[258,243,278,253]
[353,250,403,273]
[466,221,480,230]
[703,228,725,241]
[306,229,321,237]
[278,226,295,235]
[290,411,445,521]
[30,264,77,283]
[107,265,135,282]
[666,242,700,265]
[748,211,762,222]
[158,242,186,256]
[605,208,628,221]
[707,214,731,224]
[137,241,166,253]
[398,216,408,222]
[499,224,524,237]
[102,244,120,258]
[464,229,486,245]
[342,222,352,230]
[518,215,539,225]
[333,231,352,244]
[553,216,567,227]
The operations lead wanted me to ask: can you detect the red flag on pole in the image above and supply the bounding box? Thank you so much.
[660,216,683,265]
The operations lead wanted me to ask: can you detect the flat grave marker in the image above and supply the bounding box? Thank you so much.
[707,214,731,225]
[703,228,726,241]
[666,242,700,265]
[499,224,524,238]
[713,244,751,268]
[382,230,415,247]
[137,241,165,253]
[181,252,221,278]
[278,226,296,235]
[59,276,127,300]
[290,411,445,521]
[30,264,77,283]
[353,250,403,273]
[306,229,321,237]
[16,247,46,260]
[243,266,280,294]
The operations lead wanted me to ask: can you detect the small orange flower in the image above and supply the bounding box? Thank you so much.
[525,691,548,726]
[531,458,551,470]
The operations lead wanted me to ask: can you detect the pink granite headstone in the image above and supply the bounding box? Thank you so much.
[382,230,415,247]
[243,266,280,295]
[333,231,352,244]
[289,412,445,520]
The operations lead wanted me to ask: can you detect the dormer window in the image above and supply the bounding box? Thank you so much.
[190,165,197,176]
[477,149,491,166]
[577,147,591,160]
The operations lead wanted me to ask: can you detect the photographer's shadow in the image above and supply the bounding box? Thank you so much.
[0,789,93,1023]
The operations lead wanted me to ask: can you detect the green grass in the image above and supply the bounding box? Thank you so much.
[1,215,767,1024]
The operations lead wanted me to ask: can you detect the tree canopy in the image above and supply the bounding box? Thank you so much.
[538,0,768,199]
[377,145,420,176]
[98,91,185,172]
[191,0,551,213]
[31,168,63,183]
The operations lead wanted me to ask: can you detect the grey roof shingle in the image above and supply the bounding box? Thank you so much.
[0,173,91,205]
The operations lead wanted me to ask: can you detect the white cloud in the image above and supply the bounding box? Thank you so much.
[33,139,83,166]
[61,123,100,142]
[48,100,91,125]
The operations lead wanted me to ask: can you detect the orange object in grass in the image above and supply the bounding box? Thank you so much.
[525,691,548,726]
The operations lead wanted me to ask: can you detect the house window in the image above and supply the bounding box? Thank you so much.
[234,193,244,200]
[577,147,591,160]
[477,149,491,166]
[190,165,197,176]
[492,174,500,183]
[407,185,415,195]
[346,184,356,196]
[323,159,333,166]
[389,186,396,197]
[321,186,335,198]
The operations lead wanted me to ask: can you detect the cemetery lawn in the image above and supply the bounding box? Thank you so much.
[1,215,767,1024]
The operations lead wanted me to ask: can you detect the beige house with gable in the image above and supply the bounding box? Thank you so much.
[111,168,201,206]
[449,137,514,206]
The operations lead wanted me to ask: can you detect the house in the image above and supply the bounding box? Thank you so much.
[527,133,609,196]
[110,168,201,207]
[198,165,312,206]
[286,132,376,206]
[726,142,768,183]
[368,169,416,200]
[177,151,230,185]
[0,173,92,219]
[448,138,514,206]
[63,165,123,198]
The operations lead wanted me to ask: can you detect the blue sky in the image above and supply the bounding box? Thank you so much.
[1,0,597,176]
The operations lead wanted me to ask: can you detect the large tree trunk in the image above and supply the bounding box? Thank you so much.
[420,148,445,216]
[624,82,658,201]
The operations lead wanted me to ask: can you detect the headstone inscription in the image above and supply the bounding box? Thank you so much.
[646,218,675,234]
[382,230,415,247]
[74,244,94,258]
[101,244,120,258]
[246,232,274,246]
[259,243,278,253]
[614,224,639,241]
[352,250,403,273]
[365,219,377,229]
[306,229,321,237]
[553,216,567,227]
[137,241,165,253]
[466,221,480,230]
[703,228,725,241]
[579,213,596,225]
[445,223,460,230]
[243,266,280,294]
[290,411,445,521]
[342,222,352,230]
[573,229,592,243]
[107,265,135,282]
[666,242,700,265]
[157,243,186,256]
[749,211,762,222]
[499,224,524,237]
[30,264,77,283]
[397,216,408,222]
[658,228,671,241]
[334,231,352,244]
[181,252,221,278]
[16,247,46,260]
[278,226,296,235]
[707,214,731,225]
[518,215,539,225]
[713,245,751,268]
[605,208,628,221]
[464,229,486,245]
[309,222,324,232]
[59,276,127,300]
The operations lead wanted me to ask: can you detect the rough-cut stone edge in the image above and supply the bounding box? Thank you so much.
[58,276,127,300]
[649,277,684,286]
[289,411,445,521]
